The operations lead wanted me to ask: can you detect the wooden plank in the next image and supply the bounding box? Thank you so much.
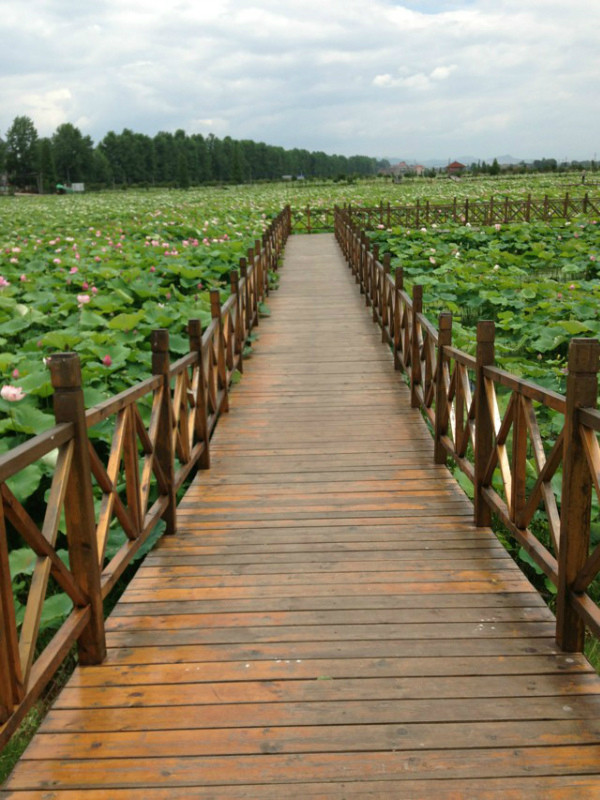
[36,696,600,733]
[22,717,600,760]
[6,233,600,796]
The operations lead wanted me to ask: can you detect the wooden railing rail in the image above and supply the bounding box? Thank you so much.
[344,192,599,230]
[291,206,336,234]
[335,205,600,655]
[0,206,291,744]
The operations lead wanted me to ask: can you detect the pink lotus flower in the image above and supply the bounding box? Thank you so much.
[12,369,19,378]
[1,385,25,402]
[82,281,89,289]
[91,286,98,295]
[102,355,112,366]
[10,257,18,264]
[0,276,10,288]
[77,294,91,306]
[53,258,61,265]
[20,274,27,282]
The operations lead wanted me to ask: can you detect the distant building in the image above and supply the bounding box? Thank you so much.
[378,161,424,178]
[447,161,466,175]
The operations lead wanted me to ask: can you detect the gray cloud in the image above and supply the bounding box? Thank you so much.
[1,0,599,160]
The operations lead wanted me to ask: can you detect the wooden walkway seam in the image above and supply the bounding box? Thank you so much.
[3,233,600,799]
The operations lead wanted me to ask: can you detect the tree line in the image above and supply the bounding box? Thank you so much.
[0,116,385,191]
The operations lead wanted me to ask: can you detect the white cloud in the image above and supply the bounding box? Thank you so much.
[1,0,599,160]
[430,65,457,81]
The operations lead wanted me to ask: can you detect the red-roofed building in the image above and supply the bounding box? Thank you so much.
[447,161,466,175]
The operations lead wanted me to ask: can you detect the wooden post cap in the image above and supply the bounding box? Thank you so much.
[476,320,495,343]
[151,329,169,353]
[47,352,82,389]
[567,338,600,373]
[210,289,221,318]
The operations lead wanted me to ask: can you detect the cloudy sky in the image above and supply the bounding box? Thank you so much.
[1,0,598,162]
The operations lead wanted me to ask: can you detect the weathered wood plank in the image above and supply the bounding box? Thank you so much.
[5,233,600,796]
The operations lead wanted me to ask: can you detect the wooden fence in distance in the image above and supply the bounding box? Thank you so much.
[291,192,600,234]
[0,207,292,745]
[335,206,600,655]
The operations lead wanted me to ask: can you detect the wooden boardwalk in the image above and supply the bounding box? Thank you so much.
[4,234,600,798]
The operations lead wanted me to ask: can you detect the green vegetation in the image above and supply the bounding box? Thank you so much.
[1,174,600,776]
[368,217,600,392]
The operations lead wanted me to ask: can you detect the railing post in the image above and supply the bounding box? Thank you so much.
[48,353,106,664]
[434,312,452,464]
[474,321,495,527]
[188,319,210,470]
[556,338,600,652]
[151,330,177,535]
[372,244,379,322]
[254,239,264,302]
[239,257,252,337]
[381,254,391,343]
[247,247,258,327]
[410,285,423,408]
[231,269,243,373]
[211,289,230,413]
[0,507,23,717]
[394,268,404,371]
[361,233,368,299]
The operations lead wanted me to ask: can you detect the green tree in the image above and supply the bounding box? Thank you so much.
[91,148,112,186]
[51,123,94,183]
[6,115,38,188]
[176,150,190,188]
[36,137,56,192]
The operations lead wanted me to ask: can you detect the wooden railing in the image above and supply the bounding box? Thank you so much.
[346,192,600,229]
[0,206,291,744]
[287,193,599,235]
[335,205,600,654]
[291,206,336,234]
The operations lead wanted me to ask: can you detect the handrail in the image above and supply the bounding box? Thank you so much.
[335,204,600,657]
[345,192,600,229]
[0,205,292,745]
[291,192,599,234]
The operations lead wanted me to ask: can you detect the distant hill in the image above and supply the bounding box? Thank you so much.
[385,155,523,168]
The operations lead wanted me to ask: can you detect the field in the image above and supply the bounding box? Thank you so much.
[1,172,600,776]
[0,176,596,488]
[369,217,600,393]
